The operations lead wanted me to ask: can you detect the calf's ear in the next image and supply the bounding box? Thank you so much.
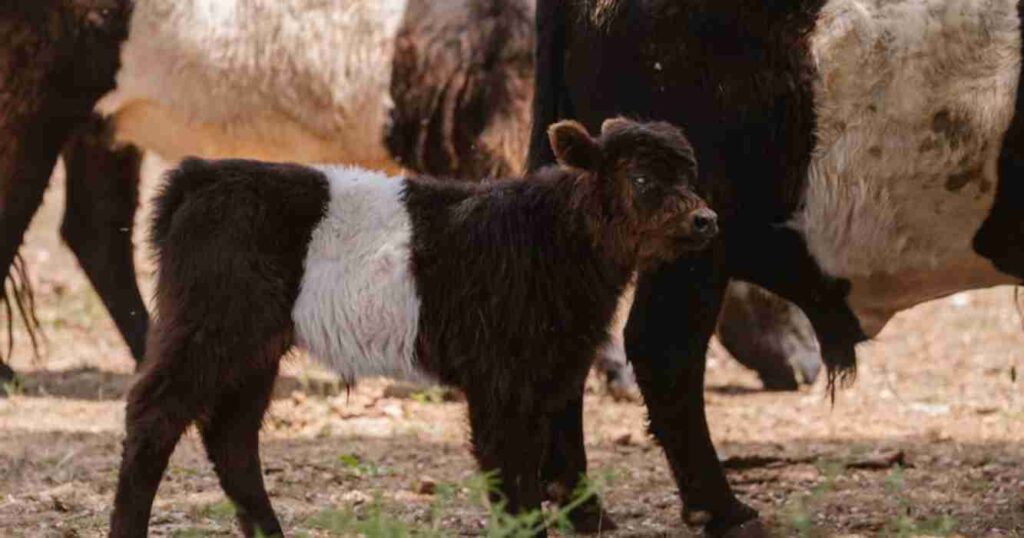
[548,120,600,171]
[600,117,633,135]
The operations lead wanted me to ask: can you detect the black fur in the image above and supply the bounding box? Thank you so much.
[526,1,853,535]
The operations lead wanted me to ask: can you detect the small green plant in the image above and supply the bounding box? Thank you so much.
[881,466,959,537]
[410,387,447,404]
[2,377,23,397]
[307,494,440,537]
[467,469,611,538]
[201,499,238,523]
[779,458,842,537]
[338,453,387,477]
[303,468,612,537]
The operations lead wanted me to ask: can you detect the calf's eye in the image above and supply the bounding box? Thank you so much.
[632,176,648,188]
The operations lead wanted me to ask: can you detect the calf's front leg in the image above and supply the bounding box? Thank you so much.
[540,392,617,533]
[467,392,549,536]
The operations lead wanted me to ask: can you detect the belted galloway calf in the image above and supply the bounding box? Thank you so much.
[109,118,718,537]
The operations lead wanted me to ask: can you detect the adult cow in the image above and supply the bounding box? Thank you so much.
[529,0,1024,535]
[0,1,134,379]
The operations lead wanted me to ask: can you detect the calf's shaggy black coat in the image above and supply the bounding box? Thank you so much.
[109,119,716,537]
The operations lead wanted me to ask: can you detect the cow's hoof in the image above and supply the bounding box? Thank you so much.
[711,518,767,538]
[0,362,14,384]
[566,499,619,533]
[696,502,759,537]
[0,363,15,396]
[757,369,799,391]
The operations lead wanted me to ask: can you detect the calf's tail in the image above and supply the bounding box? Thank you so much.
[149,158,220,255]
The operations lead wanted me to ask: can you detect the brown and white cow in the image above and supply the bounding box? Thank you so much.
[529,0,1024,535]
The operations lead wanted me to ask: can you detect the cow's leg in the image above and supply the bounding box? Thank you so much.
[61,116,148,363]
[0,142,56,370]
[717,282,822,390]
[198,364,282,537]
[541,394,617,533]
[625,253,760,536]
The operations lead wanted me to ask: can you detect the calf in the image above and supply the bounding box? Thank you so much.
[109,119,717,537]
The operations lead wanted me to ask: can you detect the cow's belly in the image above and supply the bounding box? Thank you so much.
[793,0,1022,333]
[96,0,408,166]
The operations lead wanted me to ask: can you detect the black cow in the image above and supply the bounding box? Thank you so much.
[528,0,1024,535]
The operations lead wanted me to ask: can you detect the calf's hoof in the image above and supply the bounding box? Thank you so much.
[566,498,618,533]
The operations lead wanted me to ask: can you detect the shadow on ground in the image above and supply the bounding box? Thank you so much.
[6,367,350,401]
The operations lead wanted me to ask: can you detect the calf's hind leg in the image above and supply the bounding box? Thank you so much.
[110,324,290,537]
[198,352,285,537]
[110,358,199,537]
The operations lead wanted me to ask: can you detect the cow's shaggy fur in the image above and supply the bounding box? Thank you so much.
[386,0,534,177]
[97,0,408,165]
[109,119,716,537]
[794,0,1021,335]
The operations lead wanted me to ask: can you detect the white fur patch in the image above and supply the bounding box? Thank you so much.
[292,167,429,384]
[793,0,1021,331]
[96,0,408,164]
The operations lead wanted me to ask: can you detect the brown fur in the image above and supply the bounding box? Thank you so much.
[386,0,534,178]
[109,119,714,537]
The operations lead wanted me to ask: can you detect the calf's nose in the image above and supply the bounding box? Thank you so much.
[690,208,718,238]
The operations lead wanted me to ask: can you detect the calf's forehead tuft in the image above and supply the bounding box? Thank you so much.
[600,122,697,171]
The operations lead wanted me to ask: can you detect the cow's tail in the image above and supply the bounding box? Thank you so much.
[0,253,43,381]
[150,158,220,258]
[525,0,568,172]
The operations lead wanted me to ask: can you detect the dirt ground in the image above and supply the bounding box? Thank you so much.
[0,156,1022,537]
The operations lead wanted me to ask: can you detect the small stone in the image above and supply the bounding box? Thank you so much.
[341,490,370,505]
[417,476,437,495]
[52,497,71,513]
